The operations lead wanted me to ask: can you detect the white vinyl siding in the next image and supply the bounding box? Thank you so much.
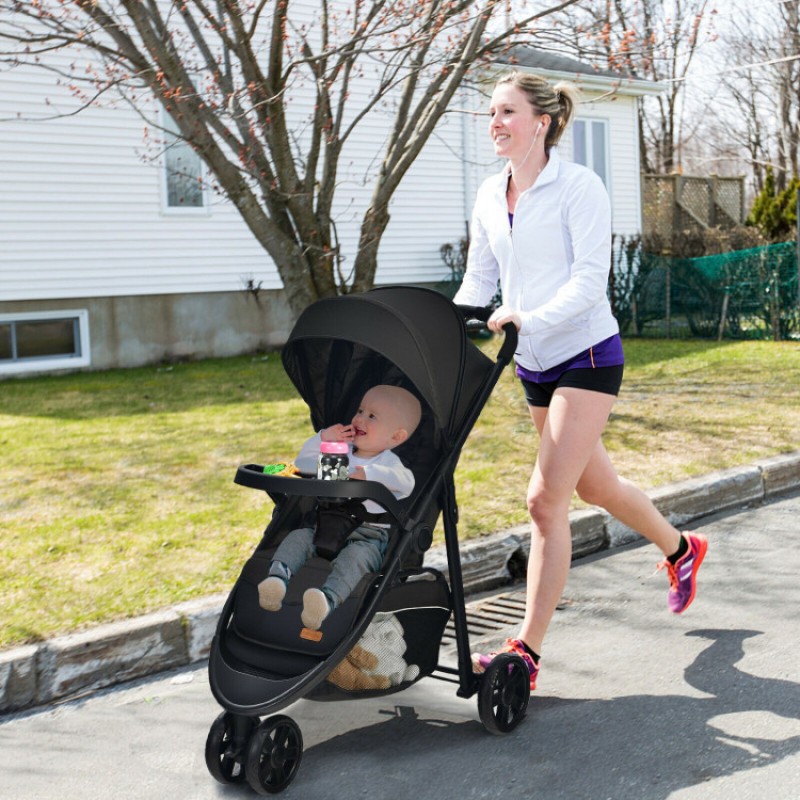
[0,40,647,305]
[377,106,472,284]
[0,57,464,301]
[0,58,278,301]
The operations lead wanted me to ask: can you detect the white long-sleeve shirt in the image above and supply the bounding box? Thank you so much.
[295,433,415,515]
[454,148,619,372]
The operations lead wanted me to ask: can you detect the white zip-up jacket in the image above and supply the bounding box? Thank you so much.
[454,148,619,372]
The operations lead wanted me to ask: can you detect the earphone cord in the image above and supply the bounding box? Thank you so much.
[510,127,541,185]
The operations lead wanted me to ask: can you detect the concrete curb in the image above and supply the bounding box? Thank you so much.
[3,452,800,714]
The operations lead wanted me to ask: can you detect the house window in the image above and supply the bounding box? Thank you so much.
[0,310,91,375]
[163,113,206,209]
[573,119,609,189]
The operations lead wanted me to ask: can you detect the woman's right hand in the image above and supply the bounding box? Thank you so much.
[487,305,521,333]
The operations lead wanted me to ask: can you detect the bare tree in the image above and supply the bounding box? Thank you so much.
[719,63,772,192]
[703,1,800,194]
[770,1,800,188]
[557,0,716,174]
[0,0,580,320]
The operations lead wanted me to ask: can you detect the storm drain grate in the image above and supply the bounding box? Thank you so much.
[441,590,527,649]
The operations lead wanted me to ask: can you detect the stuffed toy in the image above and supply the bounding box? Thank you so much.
[328,612,420,691]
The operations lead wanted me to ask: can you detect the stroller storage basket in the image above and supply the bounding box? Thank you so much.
[307,568,451,701]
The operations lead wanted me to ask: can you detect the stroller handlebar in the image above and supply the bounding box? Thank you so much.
[456,304,492,323]
[234,464,407,523]
[456,305,518,367]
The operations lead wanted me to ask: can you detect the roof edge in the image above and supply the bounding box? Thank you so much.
[490,49,666,97]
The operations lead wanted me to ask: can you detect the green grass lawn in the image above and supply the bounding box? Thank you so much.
[2,338,800,650]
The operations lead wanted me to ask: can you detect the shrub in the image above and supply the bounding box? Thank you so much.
[747,167,799,242]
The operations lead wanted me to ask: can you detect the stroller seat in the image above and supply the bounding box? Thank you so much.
[228,547,381,674]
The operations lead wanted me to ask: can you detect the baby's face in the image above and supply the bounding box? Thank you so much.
[350,390,402,458]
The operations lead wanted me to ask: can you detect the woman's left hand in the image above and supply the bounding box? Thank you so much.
[487,305,521,333]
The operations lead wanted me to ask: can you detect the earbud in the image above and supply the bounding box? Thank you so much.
[539,121,545,130]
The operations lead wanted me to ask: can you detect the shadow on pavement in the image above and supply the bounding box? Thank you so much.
[293,628,800,799]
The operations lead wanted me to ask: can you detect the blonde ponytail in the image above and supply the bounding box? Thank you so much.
[495,71,581,149]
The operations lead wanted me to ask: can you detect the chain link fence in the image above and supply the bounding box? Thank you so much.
[611,239,800,340]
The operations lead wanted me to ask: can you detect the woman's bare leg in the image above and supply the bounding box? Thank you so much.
[575,440,682,556]
[518,387,617,653]
[518,387,683,654]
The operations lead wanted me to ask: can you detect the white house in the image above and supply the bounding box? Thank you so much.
[0,45,662,377]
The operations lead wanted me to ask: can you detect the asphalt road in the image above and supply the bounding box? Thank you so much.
[2,492,799,800]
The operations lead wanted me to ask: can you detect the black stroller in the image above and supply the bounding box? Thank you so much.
[205,286,528,795]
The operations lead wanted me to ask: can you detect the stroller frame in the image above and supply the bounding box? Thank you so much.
[205,288,529,795]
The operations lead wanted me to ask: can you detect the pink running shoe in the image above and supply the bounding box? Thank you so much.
[472,638,539,690]
[658,531,708,614]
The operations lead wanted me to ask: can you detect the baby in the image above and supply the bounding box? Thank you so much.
[258,384,422,630]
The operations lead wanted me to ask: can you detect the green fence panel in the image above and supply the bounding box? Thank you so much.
[612,241,799,340]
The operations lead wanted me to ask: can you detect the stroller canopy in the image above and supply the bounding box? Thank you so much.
[281,287,495,446]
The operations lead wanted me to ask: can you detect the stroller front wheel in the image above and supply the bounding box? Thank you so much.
[477,653,530,735]
[205,711,256,784]
[245,714,304,795]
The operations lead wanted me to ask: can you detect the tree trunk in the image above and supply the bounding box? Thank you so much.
[350,204,392,295]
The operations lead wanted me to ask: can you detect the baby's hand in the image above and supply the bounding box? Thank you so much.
[321,424,354,442]
[349,466,366,481]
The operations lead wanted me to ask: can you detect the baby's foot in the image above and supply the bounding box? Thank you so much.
[258,576,287,611]
[301,588,332,630]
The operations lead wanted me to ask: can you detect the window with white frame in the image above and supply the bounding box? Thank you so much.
[0,310,91,375]
[572,118,609,190]
[162,112,207,209]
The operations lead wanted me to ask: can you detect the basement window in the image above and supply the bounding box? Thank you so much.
[0,310,90,376]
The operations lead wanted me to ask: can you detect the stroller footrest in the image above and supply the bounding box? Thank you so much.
[231,552,376,658]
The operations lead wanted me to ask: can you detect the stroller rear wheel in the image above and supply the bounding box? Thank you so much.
[477,653,530,735]
[245,714,304,795]
[205,711,256,784]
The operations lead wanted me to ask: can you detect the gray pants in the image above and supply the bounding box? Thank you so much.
[270,524,389,608]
